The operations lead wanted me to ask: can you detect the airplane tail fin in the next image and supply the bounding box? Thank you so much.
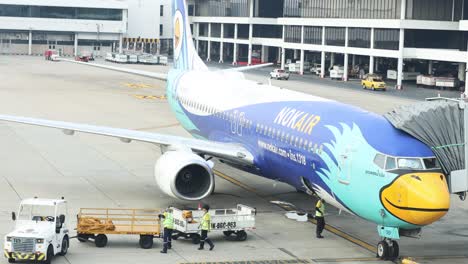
[172,0,207,71]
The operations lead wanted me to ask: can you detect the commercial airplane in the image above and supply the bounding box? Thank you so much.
[0,0,450,260]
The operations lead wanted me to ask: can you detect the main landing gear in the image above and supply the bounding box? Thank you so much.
[377,238,399,260]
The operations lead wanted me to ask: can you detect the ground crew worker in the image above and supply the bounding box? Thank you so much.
[198,204,214,250]
[160,207,174,253]
[315,198,325,238]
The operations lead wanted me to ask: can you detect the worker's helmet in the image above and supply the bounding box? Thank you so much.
[202,204,210,211]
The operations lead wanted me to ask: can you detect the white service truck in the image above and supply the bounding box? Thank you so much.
[4,198,69,264]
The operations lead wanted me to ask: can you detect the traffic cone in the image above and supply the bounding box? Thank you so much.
[198,202,202,210]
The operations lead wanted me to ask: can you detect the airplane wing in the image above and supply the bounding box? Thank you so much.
[0,115,254,166]
[59,58,168,81]
[225,63,274,72]
[60,58,272,79]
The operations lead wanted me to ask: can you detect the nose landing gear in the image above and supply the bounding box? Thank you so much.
[377,238,399,261]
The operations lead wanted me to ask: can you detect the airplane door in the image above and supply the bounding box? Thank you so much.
[338,149,351,185]
[338,138,361,185]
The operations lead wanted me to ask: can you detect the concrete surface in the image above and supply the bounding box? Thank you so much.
[0,56,466,264]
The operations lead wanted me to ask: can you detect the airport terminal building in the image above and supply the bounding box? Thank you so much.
[189,0,468,87]
[0,0,128,57]
[0,0,173,57]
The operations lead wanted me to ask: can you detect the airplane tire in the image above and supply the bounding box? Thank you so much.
[377,240,389,260]
[390,241,399,260]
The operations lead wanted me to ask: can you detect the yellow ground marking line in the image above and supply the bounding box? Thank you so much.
[133,94,166,100]
[123,83,155,89]
[214,170,261,195]
[213,170,376,254]
[179,260,311,264]
[313,257,379,262]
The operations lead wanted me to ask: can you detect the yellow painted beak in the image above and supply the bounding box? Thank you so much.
[381,172,450,226]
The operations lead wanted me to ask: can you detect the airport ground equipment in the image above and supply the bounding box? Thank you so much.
[76,208,162,249]
[329,65,344,80]
[171,204,256,244]
[381,95,468,260]
[387,69,420,81]
[44,50,59,61]
[4,197,69,264]
[416,75,460,90]
[270,69,290,80]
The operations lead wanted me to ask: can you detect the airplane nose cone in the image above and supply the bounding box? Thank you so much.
[381,172,450,226]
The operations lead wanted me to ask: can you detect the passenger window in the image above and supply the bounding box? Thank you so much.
[385,157,396,170]
[294,137,299,147]
[303,140,308,150]
[313,144,318,153]
[374,154,386,169]
[309,142,313,152]
[319,145,323,154]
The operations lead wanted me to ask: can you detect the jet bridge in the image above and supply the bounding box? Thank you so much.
[384,96,468,199]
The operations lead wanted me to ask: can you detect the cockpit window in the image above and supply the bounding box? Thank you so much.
[423,158,440,169]
[385,157,396,170]
[397,158,423,170]
[373,154,385,169]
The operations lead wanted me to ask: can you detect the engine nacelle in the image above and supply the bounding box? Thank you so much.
[155,151,214,200]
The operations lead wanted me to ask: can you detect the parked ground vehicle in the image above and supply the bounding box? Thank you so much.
[77,208,162,249]
[75,55,89,62]
[4,198,69,264]
[171,204,256,244]
[387,69,420,81]
[329,65,344,80]
[362,74,387,91]
[44,50,59,61]
[270,69,290,80]
[310,64,322,75]
[416,75,460,90]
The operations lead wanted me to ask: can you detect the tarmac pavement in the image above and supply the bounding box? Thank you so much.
[0,56,466,264]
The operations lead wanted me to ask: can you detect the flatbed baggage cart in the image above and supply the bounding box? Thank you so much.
[76,208,162,249]
[171,204,256,243]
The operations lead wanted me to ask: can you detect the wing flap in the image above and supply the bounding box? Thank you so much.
[0,115,254,166]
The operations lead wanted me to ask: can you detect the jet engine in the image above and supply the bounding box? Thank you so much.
[155,150,214,200]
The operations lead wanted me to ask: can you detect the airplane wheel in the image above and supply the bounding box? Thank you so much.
[377,240,389,260]
[390,241,399,260]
